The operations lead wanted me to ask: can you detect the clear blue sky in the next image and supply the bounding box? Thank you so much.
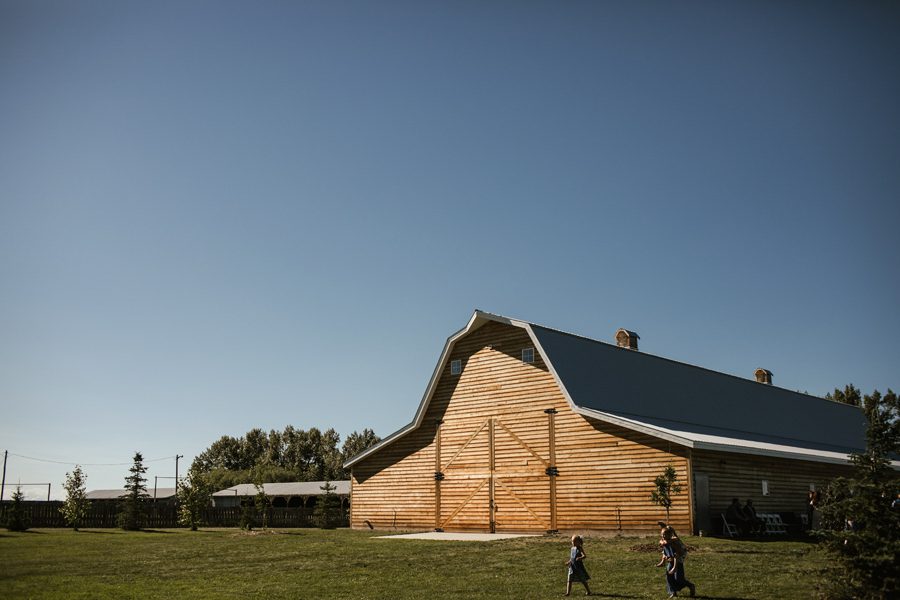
[2,1,898,499]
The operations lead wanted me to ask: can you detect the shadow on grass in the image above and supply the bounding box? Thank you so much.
[707,535,817,545]
[80,530,119,534]
[140,529,176,534]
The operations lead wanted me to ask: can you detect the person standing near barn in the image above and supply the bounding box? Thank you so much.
[807,490,819,530]
[564,535,593,596]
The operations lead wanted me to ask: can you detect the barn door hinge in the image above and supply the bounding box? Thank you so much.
[434,471,445,481]
[545,466,559,476]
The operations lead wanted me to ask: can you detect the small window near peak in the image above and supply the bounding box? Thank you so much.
[522,348,534,363]
[450,359,462,375]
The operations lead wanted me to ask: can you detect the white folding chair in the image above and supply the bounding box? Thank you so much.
[721,513,739,537]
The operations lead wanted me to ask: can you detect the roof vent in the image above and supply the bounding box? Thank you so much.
[754,368,773,385]
[615,329,639,350]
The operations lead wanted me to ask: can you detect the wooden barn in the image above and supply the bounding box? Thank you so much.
[345,311,872,534]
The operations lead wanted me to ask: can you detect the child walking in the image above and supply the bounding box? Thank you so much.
[655,527,695,598]
[565,535,592,596]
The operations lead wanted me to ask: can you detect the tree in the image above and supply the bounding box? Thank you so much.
[313,481,341,529]
[341,429,381,473]
[649,464,682,523]
[118,452,149,530]
[825,383,862,407]
[4,486,30,531]
[60,465,89,530]
[191,435,244,472]
[253,470,269,529]
[817,388,900,599]
[191,424,380,484]
[177,467,212,531]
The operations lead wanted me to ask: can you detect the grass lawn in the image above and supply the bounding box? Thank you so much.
[0,528,822,599]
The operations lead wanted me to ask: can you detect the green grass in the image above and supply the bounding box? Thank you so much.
[0,528,823,599]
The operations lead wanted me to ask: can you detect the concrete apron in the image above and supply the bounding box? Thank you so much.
[375,531,541,541]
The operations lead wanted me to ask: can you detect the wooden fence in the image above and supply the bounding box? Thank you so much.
[0,501,348,529]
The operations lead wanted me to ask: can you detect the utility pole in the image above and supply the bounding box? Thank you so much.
[1,450,7,501]
[175,455,183,496]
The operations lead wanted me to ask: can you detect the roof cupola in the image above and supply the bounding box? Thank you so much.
[615,328,639,350]
[754,368,773,385]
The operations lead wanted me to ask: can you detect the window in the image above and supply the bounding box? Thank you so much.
[762,480,770,496]
[522,348,535,363]
[450,359,461,375]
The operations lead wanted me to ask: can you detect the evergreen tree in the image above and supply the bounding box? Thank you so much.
[817,389,900,599]
[60,465,89,530]
[4,486,30,531]
[177,467,212,531]
[649,464,682,523]
[117,452,149,531]
[825,383,862,407]
[313,481,341,529]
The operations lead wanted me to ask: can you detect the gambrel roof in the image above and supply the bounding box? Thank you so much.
[346,310,872,468]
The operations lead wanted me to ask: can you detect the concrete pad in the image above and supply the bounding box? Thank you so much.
[375,531,540,541]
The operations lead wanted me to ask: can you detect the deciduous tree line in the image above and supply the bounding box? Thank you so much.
[190,426,380,490]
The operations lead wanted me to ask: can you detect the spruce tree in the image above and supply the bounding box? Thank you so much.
[117,452,149,530]
[5,486,30,531]
[313,481,341,529]
[60,465,89,530]
[817,389,900,599]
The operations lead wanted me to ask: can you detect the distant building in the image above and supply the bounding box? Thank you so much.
[85,488,177,504]
[212,481,350,510]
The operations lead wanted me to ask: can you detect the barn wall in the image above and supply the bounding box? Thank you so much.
[692,449,854,520]
[557,417,691,533]
[351,321,692,533]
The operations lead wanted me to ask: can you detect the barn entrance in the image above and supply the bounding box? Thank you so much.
[434,410,558,533]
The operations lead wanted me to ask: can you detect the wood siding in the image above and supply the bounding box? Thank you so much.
[351,321,692,533]
[692,449,854,518]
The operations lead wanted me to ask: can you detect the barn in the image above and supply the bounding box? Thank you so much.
[345,311,870,534]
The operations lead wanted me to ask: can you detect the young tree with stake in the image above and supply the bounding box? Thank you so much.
[650,464,682,523]
[60,465,89,530]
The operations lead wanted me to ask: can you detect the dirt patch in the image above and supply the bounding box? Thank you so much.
[629,542,698,553]
[229,529,288,537]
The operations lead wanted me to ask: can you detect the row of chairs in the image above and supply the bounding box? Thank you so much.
[757,512,788,534]
[720,512,789,536]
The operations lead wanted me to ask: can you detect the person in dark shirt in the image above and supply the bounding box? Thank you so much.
[726,498,750,535]
[743,499,763,534]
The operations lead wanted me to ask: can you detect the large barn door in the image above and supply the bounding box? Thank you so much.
[435,413,556,532]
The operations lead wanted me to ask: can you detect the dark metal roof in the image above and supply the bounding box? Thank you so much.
[531,324,868,455]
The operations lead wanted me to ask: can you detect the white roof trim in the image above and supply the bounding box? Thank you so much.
[344,311,518,468]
